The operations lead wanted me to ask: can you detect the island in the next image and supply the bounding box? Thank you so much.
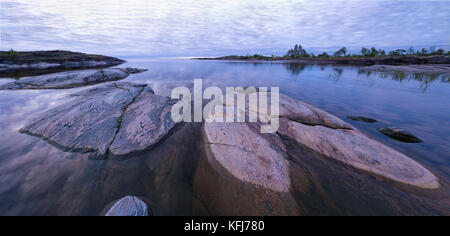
[196,44,450,74]
[0,50,126,78]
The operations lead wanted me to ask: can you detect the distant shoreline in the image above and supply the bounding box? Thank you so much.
[195,55,450,66]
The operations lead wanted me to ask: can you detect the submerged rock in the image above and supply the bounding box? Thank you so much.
[361,64,450,74]
[346,115,377,123]
[377,127,423,143]
[104,196,149,216]
[20,82,176,158]
[0,67,147,90]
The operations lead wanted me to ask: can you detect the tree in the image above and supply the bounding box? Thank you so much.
[419,48,428,56]
[333,47,347,58]
[7,49,19,60]
[407,46,415,55]
[361,47,370,57]
[285,44,310,58]
[435,48,445,55]
[370,47,379,57]
[317,52,330,58]
[388,49,406,56]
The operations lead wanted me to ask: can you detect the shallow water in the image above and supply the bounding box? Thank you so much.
[0,59,449,215]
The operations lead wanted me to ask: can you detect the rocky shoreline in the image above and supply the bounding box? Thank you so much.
[0,50,125,78]
[18,81,439,189]
[0,67,147,90]
[1,52,447,215]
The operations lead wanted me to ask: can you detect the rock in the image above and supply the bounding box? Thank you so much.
[20,82,176,158]
[203,121,290,192]
[346,115,377,123]
[278,119,438,189]
[108,87,176,156]
[0,50,126,78]
[203,94,438,190]
[278,94,354,130]
[224,91,353,130]
[20,82,146,156]
[377,127,423,143]
[105,196,149,216]
[0,67,148,90]
[196,115,299,215]
[361,64,450,74]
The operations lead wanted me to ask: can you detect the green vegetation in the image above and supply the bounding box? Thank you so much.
[224,44,449,60]
[293,44,449,58]
[7,49,19,60]
[285,44,309,58]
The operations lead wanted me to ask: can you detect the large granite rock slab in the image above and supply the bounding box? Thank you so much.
[20,82,176,158]
[108,87,176,156]
[278,94,354,130]
[104,196,149,216]
[203,121,290,192]
[203,94,439,190]
[20,83,145,156]
[197,114,299,215]
[0,67,147,90]
[195,96,440,215]
[278,118,439,189]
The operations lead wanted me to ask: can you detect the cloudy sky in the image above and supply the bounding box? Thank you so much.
[1,0,449,57]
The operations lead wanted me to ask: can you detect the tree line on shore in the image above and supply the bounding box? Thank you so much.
[239,44,450,59]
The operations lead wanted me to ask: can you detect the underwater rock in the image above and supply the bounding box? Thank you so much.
[104,196,149,216]
[377,127,423,143]
[0,67,147,90]
[362,64,450,74]
[346,115,377,123]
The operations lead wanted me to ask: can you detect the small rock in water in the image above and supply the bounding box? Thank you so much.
[105,196,149,216]
[346,115,377,123]
[377,127,423,143]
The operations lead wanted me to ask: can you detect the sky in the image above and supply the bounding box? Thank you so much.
[1,0,449,57]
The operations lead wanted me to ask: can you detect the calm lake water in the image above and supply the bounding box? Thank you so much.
[0,59,449,215]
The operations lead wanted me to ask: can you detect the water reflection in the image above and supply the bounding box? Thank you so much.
[283,63,307,75]
[357,69,450,92]
[1,59,450,215]
[282,62,449,92]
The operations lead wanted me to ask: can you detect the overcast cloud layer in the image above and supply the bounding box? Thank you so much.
[1,0,449,57]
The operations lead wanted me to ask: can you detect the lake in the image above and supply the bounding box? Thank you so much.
[0,58,449,215]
